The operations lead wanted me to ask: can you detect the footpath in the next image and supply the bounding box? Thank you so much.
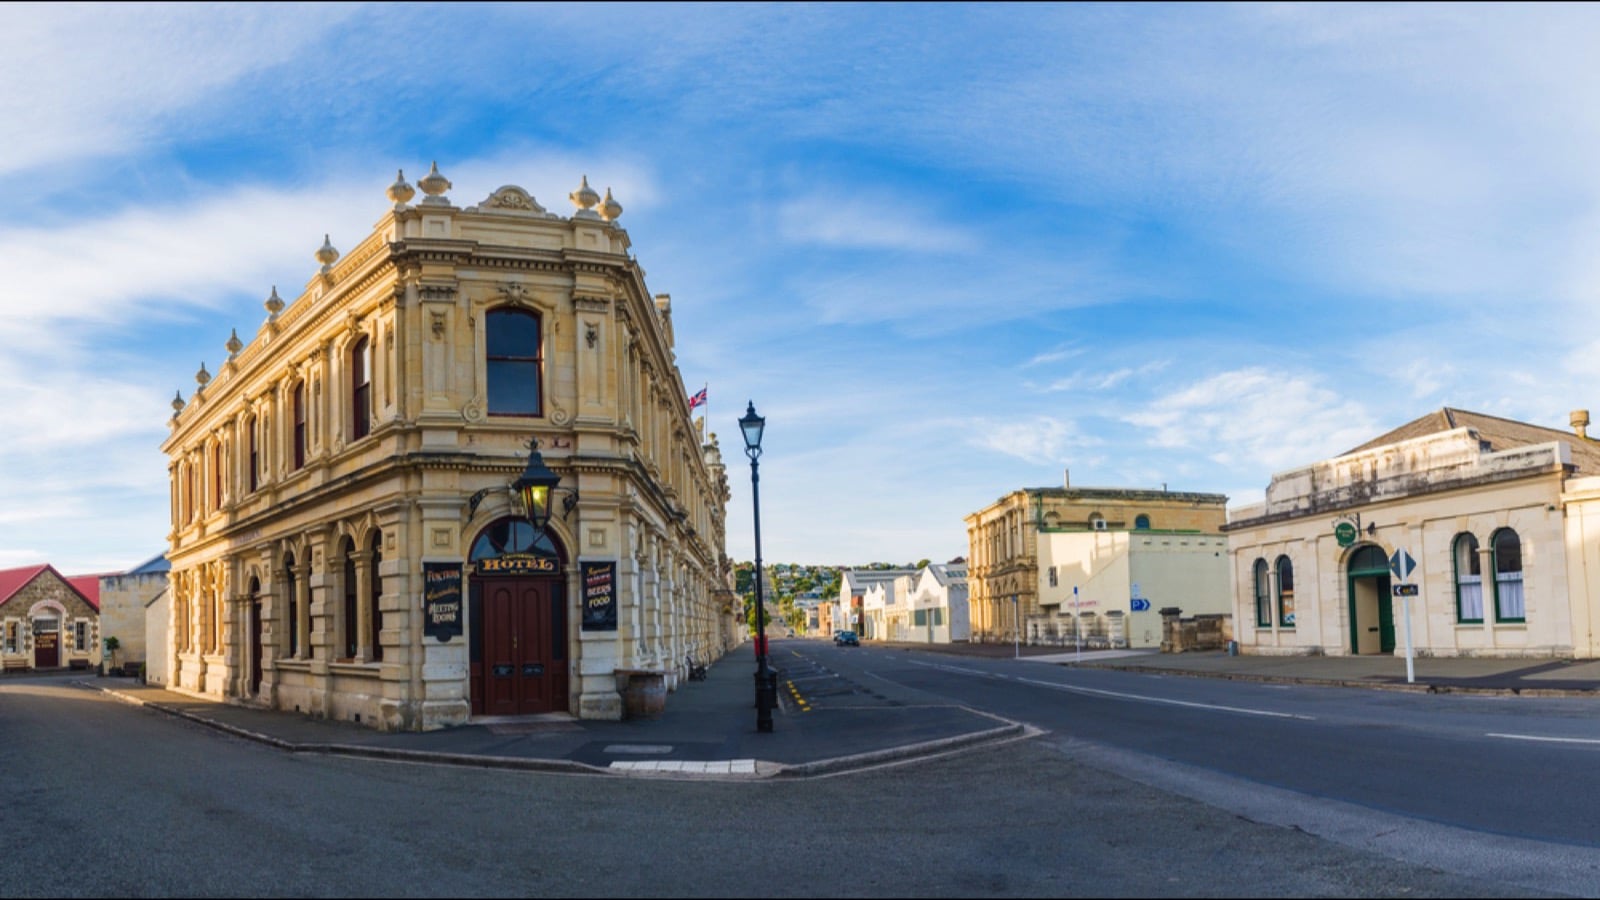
[75,640,1600,781]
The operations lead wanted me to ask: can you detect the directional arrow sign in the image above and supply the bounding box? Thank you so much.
[1389,547,1416,582]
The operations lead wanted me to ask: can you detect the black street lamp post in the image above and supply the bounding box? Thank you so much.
[741,401,775,733]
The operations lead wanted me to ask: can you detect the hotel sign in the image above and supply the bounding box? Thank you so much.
[475,553,558,575]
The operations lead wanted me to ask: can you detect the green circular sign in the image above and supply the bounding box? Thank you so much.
[1334,521,1357,546]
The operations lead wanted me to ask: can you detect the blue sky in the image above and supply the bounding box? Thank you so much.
[7,2,1600,574]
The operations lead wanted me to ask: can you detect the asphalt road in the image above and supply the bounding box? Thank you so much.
[785,641,1600,896]
[0,670,1571,897]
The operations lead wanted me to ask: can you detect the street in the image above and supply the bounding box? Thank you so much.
[0,663,1579,897]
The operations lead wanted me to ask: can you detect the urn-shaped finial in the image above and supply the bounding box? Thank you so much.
[569,175,600,217]
[418,161,452,205]
[226,328,243,358]
[316,234,340,270]
[387,168,416,207]
[264,285,285,319]
[599,187,623,222]
[171,390,185,414]
[195,362,211,387]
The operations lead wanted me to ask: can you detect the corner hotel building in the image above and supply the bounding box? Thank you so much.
[161,165,737,730]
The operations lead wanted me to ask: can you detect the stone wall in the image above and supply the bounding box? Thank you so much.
[1159,607,1233,653]
[98,571,167,672]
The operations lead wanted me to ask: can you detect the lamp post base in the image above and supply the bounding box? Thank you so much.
[754,668,777,732]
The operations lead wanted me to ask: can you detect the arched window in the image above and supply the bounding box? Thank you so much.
[1253,558,1271,627]
[1089,513,1107,531]
[1275,555,1295,627]
[1453,533,1482,623]
[1134,515,1150,530]
[246,415,258,493]
[350,336,371,440]
[283,552,299,658]
[369,530,383,663]
[292,382,307,470]
[1491,528,1524,622]
[486,308,543,416]
[341,537,358,660]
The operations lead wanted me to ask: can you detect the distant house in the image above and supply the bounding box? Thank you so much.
[903,562,970,644]
[838,568,917,640]
[0,564,103,671]
[966,474,1229,645]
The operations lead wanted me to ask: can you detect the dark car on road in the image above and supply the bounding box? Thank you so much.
[834,630,859,646]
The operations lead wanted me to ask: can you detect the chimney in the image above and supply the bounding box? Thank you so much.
[1573,409,1590,440]
[1063,468,1070,488]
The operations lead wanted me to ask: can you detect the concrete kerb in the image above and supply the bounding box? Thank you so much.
[773,710,1036,779]
[83,681,1036,780]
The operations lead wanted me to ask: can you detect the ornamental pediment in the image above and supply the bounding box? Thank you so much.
[469,185,556,218]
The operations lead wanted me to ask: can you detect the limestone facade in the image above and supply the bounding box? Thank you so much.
[161,167,735,730]
[96,555,168,672]
[1225,408,1600,658]
[964,479,1228,644]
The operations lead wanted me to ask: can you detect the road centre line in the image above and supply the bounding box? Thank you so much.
[909,660,1316,721]
[1488,732,1600,745]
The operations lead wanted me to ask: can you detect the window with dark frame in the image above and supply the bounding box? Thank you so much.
[247,416,258,492]
[293,382,307,470]
[351,336,371,440]
[486,308,543,416]
[342,538,358,660]
[284,553,299,658]
[1492,528,1525,622]
[370,531,383,662]
[1275,555,1295,627]
[1253,558,1271,627]
[1454,533,1483,623]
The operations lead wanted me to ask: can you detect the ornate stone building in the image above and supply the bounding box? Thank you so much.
[964,473,1227,644]
[161,165,736,730]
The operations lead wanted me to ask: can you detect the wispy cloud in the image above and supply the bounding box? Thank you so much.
[1123,368,1378,473]
[775,192,972,253]
[967,416,1099,466]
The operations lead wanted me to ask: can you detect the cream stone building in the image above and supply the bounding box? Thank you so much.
[965,476,1228,644]
[161,164,736,731]
[1225,407,1600,658]
[96,553,169,674]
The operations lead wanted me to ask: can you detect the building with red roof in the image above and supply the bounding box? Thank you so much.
[0,564,103,671]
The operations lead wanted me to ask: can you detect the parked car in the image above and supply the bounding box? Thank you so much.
[834,630,859,647]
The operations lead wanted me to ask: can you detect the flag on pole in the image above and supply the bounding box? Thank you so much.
[688,386,707,410]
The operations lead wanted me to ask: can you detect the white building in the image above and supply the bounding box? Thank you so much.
[901,562,970,644]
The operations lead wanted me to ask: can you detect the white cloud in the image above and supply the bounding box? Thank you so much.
[966,416,1095,466]
[1123,368,1378,473]
[0,4,360,178]
[775,193,972,253]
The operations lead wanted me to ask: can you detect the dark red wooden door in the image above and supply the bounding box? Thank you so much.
[481,578,566,716]
[34,628,58,668]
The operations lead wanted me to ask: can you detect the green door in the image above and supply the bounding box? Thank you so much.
[1376,575,1395,653]
[1346,545,1396,655]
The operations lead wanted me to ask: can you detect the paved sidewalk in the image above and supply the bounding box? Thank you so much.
[71,639,1600,784]
[77,645,1026,780]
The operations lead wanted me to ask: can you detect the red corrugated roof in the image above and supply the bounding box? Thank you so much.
[66,574,106,611]
[0,564,101,612]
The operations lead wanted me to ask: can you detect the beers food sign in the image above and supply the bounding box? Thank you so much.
[581,560,618,631]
